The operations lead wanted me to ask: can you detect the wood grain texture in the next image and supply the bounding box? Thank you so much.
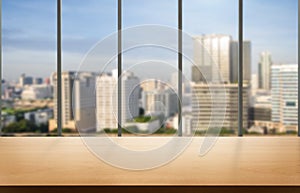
[0,137,300,185]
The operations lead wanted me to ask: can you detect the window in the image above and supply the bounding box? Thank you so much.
[0,0,298,137]
[244,0,298,135]
[184,0,240,136]
[1,0,56,136]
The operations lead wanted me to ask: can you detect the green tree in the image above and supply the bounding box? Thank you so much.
[2,119,38,133]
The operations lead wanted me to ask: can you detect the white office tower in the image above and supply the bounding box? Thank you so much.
[258,51,272,90]
[96,74,118,131]
[193,34,231,83]
[142,89,178,118]
[271,64,298,132]
[96,70,140,132]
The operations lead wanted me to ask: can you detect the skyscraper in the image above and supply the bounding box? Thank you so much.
[121,71,140,124]
[258,51,272,90]
[73,72,96,131]
[96,73,118,131]
[230,41,252,83]
[193,34,232,83]
[271,64,298,132]
[192,34,251,133]
[96,70,140,131]
[193,35,251,84]
[50,71,96,131]
[52,71,75,130]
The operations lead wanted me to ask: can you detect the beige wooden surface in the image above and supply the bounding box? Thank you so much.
[0,137,299,185]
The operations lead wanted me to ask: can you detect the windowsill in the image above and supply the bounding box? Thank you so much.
[1,137,299,185]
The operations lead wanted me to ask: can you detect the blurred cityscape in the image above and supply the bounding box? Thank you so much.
[1,34,298,136]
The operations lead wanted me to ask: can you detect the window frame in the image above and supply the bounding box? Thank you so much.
[0,0,298,137]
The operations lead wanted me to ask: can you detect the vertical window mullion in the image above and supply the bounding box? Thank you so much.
[118,0,122,137]
[178,0,183,136]
[57,0,62,136]
[0,0,2,136]
[298,0,300,137]
[238,0,243,137]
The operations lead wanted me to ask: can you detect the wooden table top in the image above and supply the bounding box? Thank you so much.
[1,137,300,185]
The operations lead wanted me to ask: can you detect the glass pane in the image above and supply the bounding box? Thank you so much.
[245,0,298,136]
[184,0,240,136]
[119,0,179,136]
[1,0,56,136]
[58,0,117,136]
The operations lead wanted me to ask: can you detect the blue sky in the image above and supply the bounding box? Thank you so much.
[2,0,298,81]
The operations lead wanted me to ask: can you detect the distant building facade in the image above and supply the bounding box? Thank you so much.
[258,51,272,90]
[21,84,53,100]
[49,71,96,131]
[142,89,178,118]
[19,74,33,86]
[191,83,249,132]
[96,70,140,131]
[271,64,298,132]
[230,41,251,83]
[193,34,251,84]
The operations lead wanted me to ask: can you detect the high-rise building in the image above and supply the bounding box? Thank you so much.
[96,70,140,131]
[140,79,165,92]
[122,71,140,123]
[191,83,249,132]
[19,74,33,87]
[192,34,251,133]
[49,71,96,131]
[96,73,118,131]
[193,34,231,83]
[52,72,75,130]
[230,41,252,83]
[142,89,178,118]
[271,64,298,132]
[73,72,96,131]
[193,35,251,84]
[191,65,212,83]
[258,51,272,90]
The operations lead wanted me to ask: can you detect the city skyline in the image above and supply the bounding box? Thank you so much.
[2,0,298,81]
[1,62,298,134]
